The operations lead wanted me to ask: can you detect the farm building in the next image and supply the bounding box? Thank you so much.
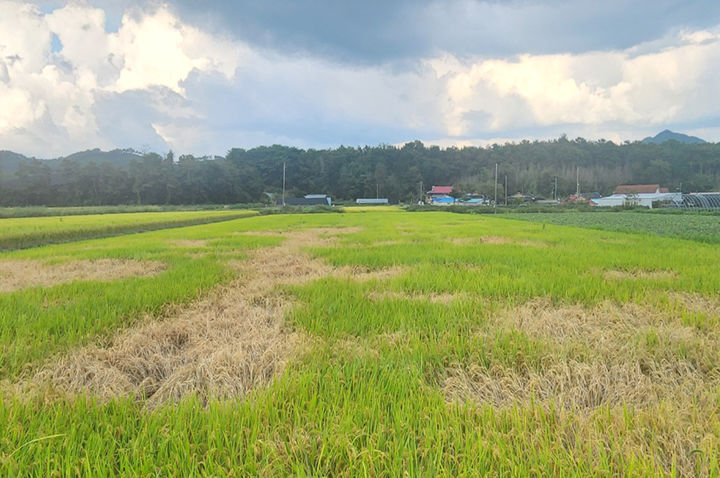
[459,196,486,205]
[592,184,678,208]
[428,186,453,196]
[591,192,681,208]
[277,194,332,206]
[356,198,389,205]
[427,186,454,205]
[511,192,534,202]
[613,184,669,194]
[565,192,601,204]
[430,195,455,205]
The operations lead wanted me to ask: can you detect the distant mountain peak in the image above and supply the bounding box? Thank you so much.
[642,130,706,144]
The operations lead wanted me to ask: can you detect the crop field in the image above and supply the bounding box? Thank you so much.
[0,210,257,250]
[0,204,253,219]
[2,209,720,475]
[510,211,720,244]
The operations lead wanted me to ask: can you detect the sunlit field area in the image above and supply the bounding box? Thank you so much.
[2,209,720,475]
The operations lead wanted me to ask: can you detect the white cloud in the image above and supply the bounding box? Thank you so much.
[0,1,243,155]
[431,35,720,138]
[109,7,241,95]
[0,1,51,72]
[2,0,720,157]
[46,3,111,86]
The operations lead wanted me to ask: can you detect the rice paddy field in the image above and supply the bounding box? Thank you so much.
[0,205,252,219]
[0,209,257,250]
[2,208,720,475]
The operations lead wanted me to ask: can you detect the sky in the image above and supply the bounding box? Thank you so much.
[2,0,720,157]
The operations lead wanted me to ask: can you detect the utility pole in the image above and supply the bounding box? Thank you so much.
[576,166,580,198]
[282,162,286,207]
[504,174,508,206]
[419,181,423,204]
[494,163,498,213]
[376,183,379,199]
[554,176,558,201]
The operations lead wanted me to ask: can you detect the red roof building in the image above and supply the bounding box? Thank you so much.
[613,184,668,194]
[428,186,453,195]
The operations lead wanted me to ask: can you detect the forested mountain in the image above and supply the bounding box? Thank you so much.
[0,151,30,175]
[1,136,720,206]
[642,130,706,144]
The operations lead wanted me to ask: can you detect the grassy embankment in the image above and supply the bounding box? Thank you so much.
[2,209,720,475]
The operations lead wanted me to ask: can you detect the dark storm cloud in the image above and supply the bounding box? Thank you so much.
[169,0,720,63]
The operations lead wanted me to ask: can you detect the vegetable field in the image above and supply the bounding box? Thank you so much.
[1,209,720,475]
[510,211,720,244]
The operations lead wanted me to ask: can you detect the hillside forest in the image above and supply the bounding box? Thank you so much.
[1,137,720,206]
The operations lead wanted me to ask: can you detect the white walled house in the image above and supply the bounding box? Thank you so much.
[591,192,681,208]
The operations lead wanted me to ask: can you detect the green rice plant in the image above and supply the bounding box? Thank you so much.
[0,204,255,219]
[0,217,284,378]
[0,210,258,250]
[1,210,720,476]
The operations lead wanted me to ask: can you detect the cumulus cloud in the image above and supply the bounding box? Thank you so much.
[431,31,720,139]
[0,1,241,155]
[1,0,720,157]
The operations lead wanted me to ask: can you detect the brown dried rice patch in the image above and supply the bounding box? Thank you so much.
[24,227,358,407]
[0,259,166,293]
[33,285,305,407]
[441,359,720,475]
[451,236,547,247]
[440,298,720,410]
[442,359,710,409]
[500,298,664,341]
[233,230,286,236]
[368,291,466,305]
[336,265,407,282]
[345,240,403,247]
[603,269,677,281]
[481,236,515,245]
[496,298,708,361]
[669,291,720,318]
[517,239,549,247]
[311,226,365,235]
[369,240,403,246]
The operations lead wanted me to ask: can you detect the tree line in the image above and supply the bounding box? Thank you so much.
[1,137,720,207]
